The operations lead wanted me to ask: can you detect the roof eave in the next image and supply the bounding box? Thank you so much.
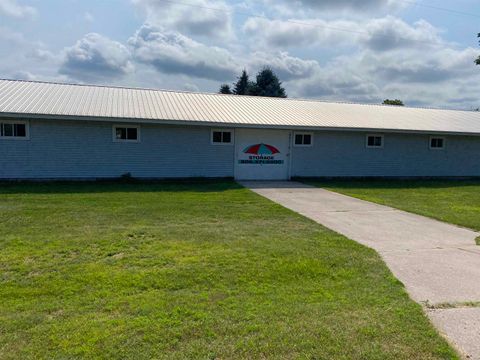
[1,111,480,137]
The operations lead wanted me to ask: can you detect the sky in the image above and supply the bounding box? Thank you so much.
[1,0,479,109]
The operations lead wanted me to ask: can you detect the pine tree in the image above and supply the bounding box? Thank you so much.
[219,84,232,94]
[254,67,287,98]
[220,68,288,98]
[233,70,251,95]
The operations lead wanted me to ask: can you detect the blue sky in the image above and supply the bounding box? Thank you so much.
[1,0,479,109]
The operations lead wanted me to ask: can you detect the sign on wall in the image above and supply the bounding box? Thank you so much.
[238,143,284,165]
[234,129,290,180]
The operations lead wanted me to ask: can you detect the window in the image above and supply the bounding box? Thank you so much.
[0,121,28,139]
[113,125,139,142]
[294,132,313,147]
[430,137,445,150]
[366,134,384,148]
[211,130,233,145]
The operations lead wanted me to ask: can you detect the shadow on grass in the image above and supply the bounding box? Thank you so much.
[0,178,242,195]
[297,178,480,190]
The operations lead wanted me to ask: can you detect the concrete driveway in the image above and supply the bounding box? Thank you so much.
[241,181,480,360]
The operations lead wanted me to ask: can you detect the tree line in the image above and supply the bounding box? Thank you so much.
[219,68,287,98]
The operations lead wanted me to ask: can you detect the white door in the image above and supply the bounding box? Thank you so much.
[234,129,291,180]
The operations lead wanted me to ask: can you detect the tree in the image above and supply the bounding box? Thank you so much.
[219,84,232,94]
[233,70,251,95]
[221,68,287,98]
[383,99,404,106]
[476,33,480,65]
[252,67,287,98]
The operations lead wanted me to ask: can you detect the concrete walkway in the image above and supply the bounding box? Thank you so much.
[241,181,480,360]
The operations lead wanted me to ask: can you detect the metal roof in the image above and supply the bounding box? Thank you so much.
[1,79,480,135]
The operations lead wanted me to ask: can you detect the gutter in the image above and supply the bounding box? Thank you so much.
[1,111,480,137]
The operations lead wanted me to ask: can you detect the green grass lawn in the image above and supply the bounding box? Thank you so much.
[305,179,480,232]
[0,181,457,359]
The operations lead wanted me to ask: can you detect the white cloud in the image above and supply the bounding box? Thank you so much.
[243,17,356,49]
[292,65,382,103]
[289,43,480,108]
[248,51,320,81]
[131,0,233,40]
[0,0,36,18]
[243,16,480,109]
[59,33,134,82]
[243,16,442,51]
[128,24,239,81]
[240,17,480,108]
[27,48,57,62]
[363,17,442,51]
[257,0,405,17]
[0,26,64,82]
[361,47,478,84]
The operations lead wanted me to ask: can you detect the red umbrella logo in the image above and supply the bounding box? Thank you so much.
[243,143,280,155]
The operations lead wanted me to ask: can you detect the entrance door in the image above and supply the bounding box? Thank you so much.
[234,128,291,180]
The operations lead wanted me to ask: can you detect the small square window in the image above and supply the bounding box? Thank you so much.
[294,132,313,147]
[114,126,139,142]
[212,130,233,145]
[430,137,445,150]
[367,135,383,148]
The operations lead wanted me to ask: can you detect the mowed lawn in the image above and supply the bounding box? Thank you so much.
[305,179,480,232]
[0,182,457,359]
